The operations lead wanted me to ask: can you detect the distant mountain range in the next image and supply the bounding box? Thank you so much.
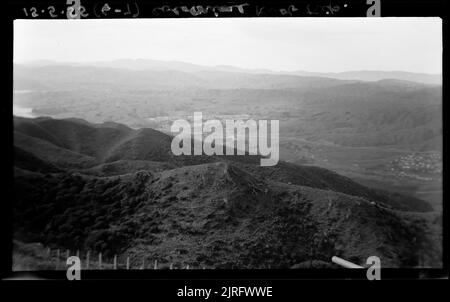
[17,59,442,85]
[14,64,356,91]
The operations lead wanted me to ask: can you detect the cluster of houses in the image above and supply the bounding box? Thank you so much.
[389,152,442,175]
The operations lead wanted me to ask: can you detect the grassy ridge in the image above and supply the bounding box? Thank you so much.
[13,117,442,269]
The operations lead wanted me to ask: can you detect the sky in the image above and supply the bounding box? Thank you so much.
[14,17,442,74]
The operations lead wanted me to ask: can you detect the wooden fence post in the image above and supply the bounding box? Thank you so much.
[86,251,90,269]
[114,255,117,270]
[99,252,102,269]
[186,265,190,270]
[154,260,158,269]
[56,249,60,270]
[126,257,130,270]
[170,263,173,270]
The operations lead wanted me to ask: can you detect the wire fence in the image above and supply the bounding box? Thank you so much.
[46,247,205,270]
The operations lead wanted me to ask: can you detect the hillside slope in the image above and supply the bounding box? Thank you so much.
[14,161,441,268]
[14,116,432,212]
[13,117,441,268]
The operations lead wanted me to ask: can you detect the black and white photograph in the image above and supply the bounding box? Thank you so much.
[11,16,443,275]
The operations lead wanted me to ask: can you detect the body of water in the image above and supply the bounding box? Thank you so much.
[13,104,36,118]
[13,90,36,118]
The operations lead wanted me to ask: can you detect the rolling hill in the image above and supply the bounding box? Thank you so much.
[13,63,441,153]
[13,117,442,268]
[14,116,433,212]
